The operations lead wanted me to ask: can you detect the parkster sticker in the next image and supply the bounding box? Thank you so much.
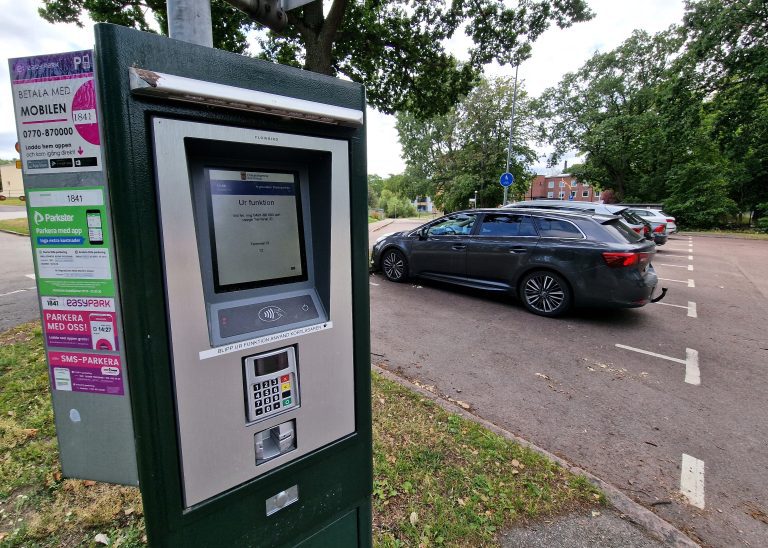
[28,188,114,296]
[9,50,102,173]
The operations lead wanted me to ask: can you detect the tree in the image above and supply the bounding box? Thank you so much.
[678,0,768,218]
[39,0,593,117]
[534,29,683,200]
[397,76,537,212]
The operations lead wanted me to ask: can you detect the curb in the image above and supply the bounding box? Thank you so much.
[373,364,700,548]
[370,219,395,232]
[0,229,29,237]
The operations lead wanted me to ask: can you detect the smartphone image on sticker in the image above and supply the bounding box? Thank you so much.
[90,313,116,350]
[86,209,104,245]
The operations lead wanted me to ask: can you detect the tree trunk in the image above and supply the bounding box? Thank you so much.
[294,0,347,75]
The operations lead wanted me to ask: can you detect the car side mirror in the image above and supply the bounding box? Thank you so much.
[419,228,428,240]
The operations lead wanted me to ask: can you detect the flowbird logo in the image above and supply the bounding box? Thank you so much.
[258,305,286,323]
[34,211,45,225]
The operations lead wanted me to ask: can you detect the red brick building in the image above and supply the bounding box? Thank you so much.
[528,174,601,202]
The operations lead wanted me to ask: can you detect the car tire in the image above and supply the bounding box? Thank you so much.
[381,248,408,283]
[520,270,572,317]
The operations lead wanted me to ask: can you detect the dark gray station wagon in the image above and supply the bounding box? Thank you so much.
[371,208,664,317]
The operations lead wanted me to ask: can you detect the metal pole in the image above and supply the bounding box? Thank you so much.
[504,64,520,206]
[167,0,214,47]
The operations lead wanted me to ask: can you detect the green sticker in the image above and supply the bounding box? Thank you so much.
[28,187,114,297]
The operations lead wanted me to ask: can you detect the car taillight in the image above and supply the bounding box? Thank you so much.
[666,218,675,223]
[653,224,665,233]
[603,252,651,268]
[643,225,650,235]
[632,227,642,233]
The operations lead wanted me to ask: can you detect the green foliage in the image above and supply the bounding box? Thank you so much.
[534,1,768,227]
[397,76,537,212]
[380,189,416,218]
[38,0,593,118]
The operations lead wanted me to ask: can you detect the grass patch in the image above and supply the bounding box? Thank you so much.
[0,198,25,207]
[0,323,602,546]
[372,374,603,546]
[0,218,29,236]
[683,229,768,240]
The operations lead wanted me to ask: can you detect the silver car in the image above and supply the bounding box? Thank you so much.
[629,208,677,234]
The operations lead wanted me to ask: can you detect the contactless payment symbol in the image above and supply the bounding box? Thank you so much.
[258,306,286,322]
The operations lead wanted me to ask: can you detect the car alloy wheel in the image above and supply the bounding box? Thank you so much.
[382,249,407,282]
[521,270,571,317]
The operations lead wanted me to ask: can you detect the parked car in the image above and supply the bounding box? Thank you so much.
[623,209,668,246]
[371,208,664,317]
[628,208,677,234]
[503,200,668,245]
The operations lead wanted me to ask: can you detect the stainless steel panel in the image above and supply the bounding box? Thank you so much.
[152,119,355,507]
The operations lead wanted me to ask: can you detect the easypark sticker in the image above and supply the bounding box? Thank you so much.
[41,296,118,350]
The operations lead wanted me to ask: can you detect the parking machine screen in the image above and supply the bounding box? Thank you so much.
[206,169,307,291]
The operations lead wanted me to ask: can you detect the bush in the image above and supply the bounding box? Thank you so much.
[757,217,768,233]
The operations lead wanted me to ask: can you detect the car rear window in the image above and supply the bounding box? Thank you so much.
[621,210,643,224]
[479,214,537,237]
[602,219,644,242]
[534,217,583,238]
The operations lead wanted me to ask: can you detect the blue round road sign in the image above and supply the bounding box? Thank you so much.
[500,172,514,187]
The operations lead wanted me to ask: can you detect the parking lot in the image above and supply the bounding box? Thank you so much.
[370,233,768,547]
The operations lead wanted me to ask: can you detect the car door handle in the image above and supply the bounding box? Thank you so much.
[509,247,528,254]
[452,244,467,250]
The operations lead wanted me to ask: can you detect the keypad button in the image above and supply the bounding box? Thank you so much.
[274,402,281,409]
[280,374,290,383]
[281,382,290,392]
[270,379,278,386]
[272,395,279,403]
[272,387,279,395]
[255,408,263,416]
[282,390,291,399]
[261,381,270,389]
[283,397,292,406]
[254,390,261,398]
[265,405,272,412]
[255,399,262,407]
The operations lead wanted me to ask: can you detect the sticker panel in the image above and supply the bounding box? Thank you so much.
[48,351,124,395]
[41,296,119,351]
[28,188,114,297]
[9,50,102,174]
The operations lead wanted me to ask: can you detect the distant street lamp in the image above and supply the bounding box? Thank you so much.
[474,190,479,209]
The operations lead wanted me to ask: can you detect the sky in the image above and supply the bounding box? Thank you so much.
[0,0,685,176]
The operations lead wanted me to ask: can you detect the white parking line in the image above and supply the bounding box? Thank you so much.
[615,344,700,385]
[370,282,379,286]
[658,263,694,271]
[655,301,697,318]
[680,454,705,509]
[0,289,26,298]
[25,273,35,279]
[658,277,695,287]
[0,286,37,298]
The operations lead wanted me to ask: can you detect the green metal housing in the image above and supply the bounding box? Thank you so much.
[94,23,371,546]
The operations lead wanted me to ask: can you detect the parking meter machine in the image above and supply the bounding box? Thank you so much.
[94,24,371,546]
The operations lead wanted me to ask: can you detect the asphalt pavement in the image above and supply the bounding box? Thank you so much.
[0,230,39,332]
[370,234,768,547]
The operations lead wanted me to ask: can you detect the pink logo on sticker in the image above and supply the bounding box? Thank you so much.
[71,79,99,145]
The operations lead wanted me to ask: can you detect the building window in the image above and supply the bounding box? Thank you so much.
[582,190,589,198]
[570,191,577,199]
[548,181,554,188]
[558,191,565,199]
[594,191,600,200]
[547,191,554,198]
[559,181,565,187]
